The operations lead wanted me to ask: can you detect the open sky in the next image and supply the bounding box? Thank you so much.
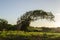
[0,0,60,27]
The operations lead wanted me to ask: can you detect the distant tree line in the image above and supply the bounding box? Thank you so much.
[0,18,60,32]
[0,18,17,31]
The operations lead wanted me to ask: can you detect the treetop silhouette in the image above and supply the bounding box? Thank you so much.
[17,10,55,31]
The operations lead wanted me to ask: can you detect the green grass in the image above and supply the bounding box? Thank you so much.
[0,30,60,37]
[0,31,43,37]
[0,31,60,40]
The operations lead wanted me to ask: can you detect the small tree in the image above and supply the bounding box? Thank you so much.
[17,10,55,31]
[0,18,8,30]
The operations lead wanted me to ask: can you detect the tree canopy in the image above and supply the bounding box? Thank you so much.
[17,10,55,31]
[0,18,8,30]
[0,18,8,24]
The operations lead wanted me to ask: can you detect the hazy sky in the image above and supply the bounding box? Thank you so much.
[0,0,60,27]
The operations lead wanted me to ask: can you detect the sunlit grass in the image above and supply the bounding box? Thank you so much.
[0,30,60,38]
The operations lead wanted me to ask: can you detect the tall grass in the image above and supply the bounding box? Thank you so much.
[0,31,60,40]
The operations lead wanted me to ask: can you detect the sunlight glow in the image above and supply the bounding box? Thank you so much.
[30,12,60,28]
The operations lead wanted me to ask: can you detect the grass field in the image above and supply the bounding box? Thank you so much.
[0,31,60,40]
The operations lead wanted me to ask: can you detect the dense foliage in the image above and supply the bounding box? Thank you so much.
[0,18,17,31]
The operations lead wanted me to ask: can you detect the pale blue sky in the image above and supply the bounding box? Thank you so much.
[0,0,60,26]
